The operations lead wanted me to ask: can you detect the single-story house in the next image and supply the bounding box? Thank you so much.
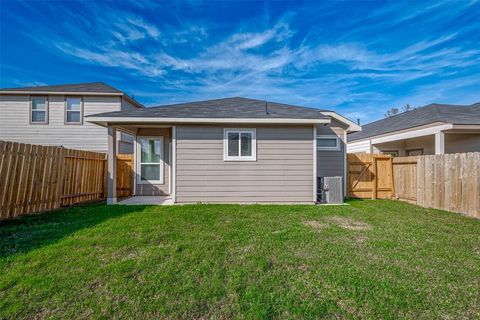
[347,102,480,156]
[86,97,361,204]
[0,82,144,153]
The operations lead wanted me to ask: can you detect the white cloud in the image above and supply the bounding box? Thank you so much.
[13,1,479,124]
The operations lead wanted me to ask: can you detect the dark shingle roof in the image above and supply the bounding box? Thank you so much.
[87,97,330,120]
[0,82,122,93]
[349,102,480,142]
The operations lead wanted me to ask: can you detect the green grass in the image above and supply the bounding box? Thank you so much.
[1,200,479,319]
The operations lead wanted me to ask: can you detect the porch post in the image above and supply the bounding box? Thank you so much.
[435,132,445,155]
[107,126,117,204]
[171,126,177,203]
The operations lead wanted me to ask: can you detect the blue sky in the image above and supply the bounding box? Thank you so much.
[1,0,479,123]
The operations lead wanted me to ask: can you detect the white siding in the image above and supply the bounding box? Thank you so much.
[347,139,371,153]
[0,94,121,152]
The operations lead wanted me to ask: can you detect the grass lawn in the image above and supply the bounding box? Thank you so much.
[1,200,479,319]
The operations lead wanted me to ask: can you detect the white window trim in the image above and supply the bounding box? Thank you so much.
[317,135,340,151]
[30,96,48,124]
[223,128,257,161]
[136,136,164,184]
[65,96,84,125]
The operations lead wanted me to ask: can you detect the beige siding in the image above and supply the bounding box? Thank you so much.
[373,135,435,156]
[445,133,480,153]
[175,125,314,203]
[0,94,121,152]
[135,128,171,196]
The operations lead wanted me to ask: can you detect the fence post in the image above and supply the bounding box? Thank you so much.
[371,156,377,200]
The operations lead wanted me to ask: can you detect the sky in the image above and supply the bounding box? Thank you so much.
[1,0,479,123]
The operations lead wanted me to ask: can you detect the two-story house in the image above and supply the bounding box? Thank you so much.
[0,82,144,153]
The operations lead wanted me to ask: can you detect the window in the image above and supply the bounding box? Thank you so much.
[65,97,83,124]
[406,148,423,156]
[317,135,340,151]
[223,129,256,161]
[382,150,398,157]
[30,97,48,124]
[137,137,163,184]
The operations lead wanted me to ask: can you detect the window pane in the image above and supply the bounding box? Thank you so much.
[141,164,160,181]
[32,98,46,110]
[140,139,161,163]
[240,132,252,156]
[228,132,239,157]
[67,111,81,123]
[32,111,45,122]
[317,138,337,148]
[67,98,81,111]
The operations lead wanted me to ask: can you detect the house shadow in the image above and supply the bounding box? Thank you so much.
[0,203,143,259]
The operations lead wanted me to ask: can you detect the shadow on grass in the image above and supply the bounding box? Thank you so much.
[0,203,142,258]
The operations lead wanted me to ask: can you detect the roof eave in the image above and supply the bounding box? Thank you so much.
[86,116,331,127]
[321,111,362,133]
[0,90,123,95]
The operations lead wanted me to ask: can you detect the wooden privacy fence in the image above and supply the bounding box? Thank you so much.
[393,153,480,218]
[0,141,134,220]
[348,153,394,199]
[348,152,480,218]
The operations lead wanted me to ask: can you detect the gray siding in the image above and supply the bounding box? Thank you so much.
[135,128,171,196]
[121,97,138,111]
[175,125,314,203]
[316,120,347,192]
[0,94,122,152]
[117,132,134,154]
[118,140,134,154]
[316,121,346,177]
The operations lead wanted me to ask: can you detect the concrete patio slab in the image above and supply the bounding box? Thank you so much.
[117,196,174,205]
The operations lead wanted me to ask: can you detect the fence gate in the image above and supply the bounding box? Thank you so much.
[348,153,394,199]
[116,154,133,198]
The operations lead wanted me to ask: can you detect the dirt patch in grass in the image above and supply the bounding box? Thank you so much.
[474,247,480,256]
[303,220,327,231]
[354,235,369,244]
[328,216,372,231]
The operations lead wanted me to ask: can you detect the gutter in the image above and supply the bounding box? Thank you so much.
[86,117,331,127]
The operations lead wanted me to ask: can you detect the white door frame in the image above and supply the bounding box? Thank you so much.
[135,136,164,185]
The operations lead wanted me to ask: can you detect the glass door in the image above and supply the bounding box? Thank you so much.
[137,137,163,184]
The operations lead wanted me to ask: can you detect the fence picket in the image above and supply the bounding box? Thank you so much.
[389,153,480,218]
[0,141,130,220]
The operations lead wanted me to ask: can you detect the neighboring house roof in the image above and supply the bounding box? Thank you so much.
[0,82,144,108]
[349,102,480,142]
[87,97,361,130]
